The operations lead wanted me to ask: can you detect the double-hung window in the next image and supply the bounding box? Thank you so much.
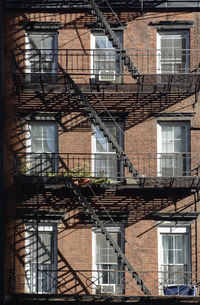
[91,32,122,82]
[27,122,58,175]
[26,32,58,83]
[25,224,57,294]
[157,31,189,75]
[93,227,124,294]
[158,227,190,293]
[92,122,123,180]
[157,121,190,176]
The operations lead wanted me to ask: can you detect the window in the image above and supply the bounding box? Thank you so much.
[157,121,190,176]
[27,122,58,174]
[25,224,57,294]
[92,122,123,180]
[157,31,189,74]
[92,227,124,294]
[26,32,57,82]
[91,32,122,82]
[158,227,191,293]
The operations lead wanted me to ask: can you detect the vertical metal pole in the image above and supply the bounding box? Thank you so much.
[36,183,39,303]
[194,192,198,286]
[0,0,5,302]
[13,209,16,296]
[66,50,68,73]
[140,0,144,10]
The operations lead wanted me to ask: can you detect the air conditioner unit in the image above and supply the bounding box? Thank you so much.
[101,285,115,293]
[98,284,122,294]
[99,70,116,81]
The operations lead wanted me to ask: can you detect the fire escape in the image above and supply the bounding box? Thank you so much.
[11,0,200,299]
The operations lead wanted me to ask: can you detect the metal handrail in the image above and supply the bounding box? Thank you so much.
[13,267,200,295]
[12,48,200,76]
[13,152,200,179]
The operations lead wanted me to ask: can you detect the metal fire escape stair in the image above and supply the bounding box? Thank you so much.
[65,73,138,177]
[62,1,149,294]
[87,0,140,79]
[67,178,151,295]
[63,75,150,294]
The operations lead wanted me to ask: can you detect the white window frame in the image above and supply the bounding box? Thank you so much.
[90,32,122,82]
[25,32,58,82]
[92,226,124,294]
[157,121,190,176]
[156,31,190,75]
[91,122,123,180]
[26,121,58,174]
[25,224,57,294]
[158,226,191,295]
[26,121,58,154]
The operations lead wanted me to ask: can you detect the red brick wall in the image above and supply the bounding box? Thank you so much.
[3,8,200,296]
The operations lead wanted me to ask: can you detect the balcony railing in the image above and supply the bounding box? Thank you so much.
[14,152,200,180]
[12,48,200,84]
[13,267,198,296]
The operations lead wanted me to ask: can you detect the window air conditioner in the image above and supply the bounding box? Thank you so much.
[101,285,115,293]
[97,284,122,294]
[99,70,116,81]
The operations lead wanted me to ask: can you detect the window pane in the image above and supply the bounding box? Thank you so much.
[95,123,120,153]
[95,37,107,49]
[30,123,56,153]
[26,226,56,293]
[93,123,122,179]
[159,32,188,74]
[161,36,173,48]
[96,128,107,153]
[29,35,42,49]
[31,124,43,152]
[94,154,117,177]
[161,125,173,140]
[42,35,54,50]
[93,33,122,81]
[95,228,123,290]
[43,125,56,152]
[29,123,57,174]
[28,33,57,76]
[108,125,120,152]
[96,232,118,264]
[161,232,189,284]
[38,232,52,264]
[159,122,189,176]
[174,37,183,49]
[161,140,173,153]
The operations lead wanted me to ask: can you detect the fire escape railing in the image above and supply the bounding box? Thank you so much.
[14,152,200,178]
[6,0,200,10]
[12,48,200,77]
[12,268,198,296]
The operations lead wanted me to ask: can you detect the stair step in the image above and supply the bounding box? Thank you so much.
[108,35,115,41]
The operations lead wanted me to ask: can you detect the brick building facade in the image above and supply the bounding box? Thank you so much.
[3,0,200,304]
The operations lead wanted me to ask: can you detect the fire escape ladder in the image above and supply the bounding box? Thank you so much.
[65,73,138,177]
[68,179,151,295]
[88,0,140,79]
